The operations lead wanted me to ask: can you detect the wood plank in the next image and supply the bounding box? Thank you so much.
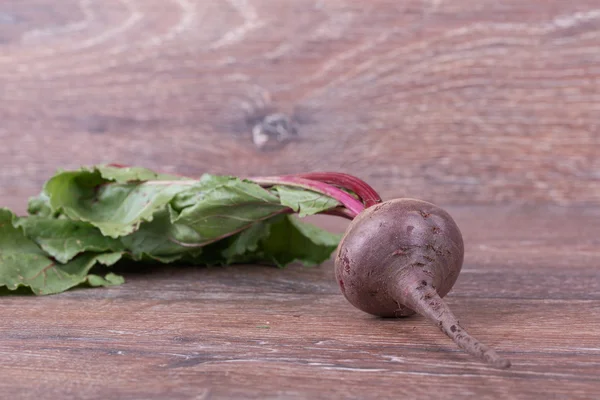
[1,206,599,399]
[2,1,600,398]
[1,293,599,399]
[1,0,600,207]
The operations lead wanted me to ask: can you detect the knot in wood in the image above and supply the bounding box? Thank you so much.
[252,113,298,150]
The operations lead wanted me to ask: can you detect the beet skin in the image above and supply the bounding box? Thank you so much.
[335,198,511,369]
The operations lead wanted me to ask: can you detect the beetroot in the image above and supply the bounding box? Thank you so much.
[5,163,511,369]
[335,198,511,369]
[247,172,511,368]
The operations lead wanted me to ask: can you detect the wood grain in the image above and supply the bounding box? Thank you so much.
[1,206,599,399]
[1,2,600,399]
[1,0,600,207]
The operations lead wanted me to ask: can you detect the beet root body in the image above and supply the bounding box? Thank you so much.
[335,198,511,369]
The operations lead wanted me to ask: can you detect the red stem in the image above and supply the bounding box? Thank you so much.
[290,172,382,208]
[249,176,365,218]
[320,207,356,220]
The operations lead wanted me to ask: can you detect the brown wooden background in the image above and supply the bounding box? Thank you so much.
[2,0,599,211]
[1,1,600,399]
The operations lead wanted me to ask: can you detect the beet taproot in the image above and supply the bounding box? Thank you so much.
[335,198,511,369]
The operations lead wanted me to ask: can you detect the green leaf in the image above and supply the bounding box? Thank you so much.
[43,166,196,238]
[27,192,56,217]
[221,221,272,264]
[119,208,202,262]
[32,252,125,295]
[1,252,125,295]
[87,272,125,287]
[2,165,347,295]
[184,215,340,268]
[0,209,52,293]
[0,209,124,295]
[0,209,47,257]
[274,185,340,217]
[16,217,125,263]
[240,215,341,267]
[170,178,287,244]
[92,164,183,183]
[169,174,240,210]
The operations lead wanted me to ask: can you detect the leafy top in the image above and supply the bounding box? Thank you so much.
[1,165,344,295]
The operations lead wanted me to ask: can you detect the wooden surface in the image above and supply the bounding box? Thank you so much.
[1,0,600,207]
[1,204,600,399]
[2,1,600,399]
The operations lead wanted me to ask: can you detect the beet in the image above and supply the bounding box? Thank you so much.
[252,172,511,368]
[335,198,511,369]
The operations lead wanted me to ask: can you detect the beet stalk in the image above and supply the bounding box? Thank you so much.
[289,172,382,208]
[250,175,365,219]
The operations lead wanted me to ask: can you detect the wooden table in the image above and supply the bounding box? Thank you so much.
[2,1,600,398]
[1,203,599,399]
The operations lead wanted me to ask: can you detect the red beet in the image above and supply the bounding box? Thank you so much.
[335,198,511,369]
